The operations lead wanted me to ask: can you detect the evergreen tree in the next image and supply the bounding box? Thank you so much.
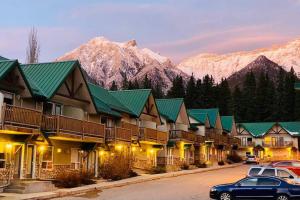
[256,71,269,121]
[132,79,140,89]
[274,68,286,121]
[185,74,197,108]
[122,74,129,89]
[167,75,185,98]
[143,75,152,89]
[264,74,276,121]
[283,68,296,121]
[232,86,243,122]
[127,80,134,90]
[201,75,215,108]
[110,81,118,91]
[217,78,232,115]
[242,71,257,121]
[195,79,203,107]
[153,83,164,98]
[294,90,300,120]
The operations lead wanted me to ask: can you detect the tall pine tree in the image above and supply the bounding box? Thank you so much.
[185,74,197,108]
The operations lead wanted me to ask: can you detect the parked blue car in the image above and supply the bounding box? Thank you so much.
[210,176,300,200]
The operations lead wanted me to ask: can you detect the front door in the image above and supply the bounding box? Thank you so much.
[13,145,23,179]
[26,145,35,178]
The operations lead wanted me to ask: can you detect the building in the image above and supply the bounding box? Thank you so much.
[236,122,300,161]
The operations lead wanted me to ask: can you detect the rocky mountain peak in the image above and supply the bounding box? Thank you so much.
[124,40,137,47]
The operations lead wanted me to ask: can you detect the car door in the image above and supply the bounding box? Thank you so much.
[232,178,258,199]
[254,178,279,199]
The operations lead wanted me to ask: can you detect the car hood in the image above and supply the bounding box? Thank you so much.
[214,183,234,188]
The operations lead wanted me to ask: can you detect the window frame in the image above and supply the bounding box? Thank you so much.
[41,146,54,170]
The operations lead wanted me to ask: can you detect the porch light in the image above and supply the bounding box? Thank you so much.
[39,145,45,152]
[110,153,115,156]
[5,143,12,150]
[99,150,105,156]
[115,145,123,151]
[149,149,154,154]
[57,148,62,153]
[132,147,136,152]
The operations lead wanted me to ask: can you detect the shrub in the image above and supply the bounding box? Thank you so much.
[227,153,243,163]
[218,160,225,166]
[150,166,166,174]
[196,162,207,168]
[181,163,190,170]
[54,170,96,188]
[99,152,134,181]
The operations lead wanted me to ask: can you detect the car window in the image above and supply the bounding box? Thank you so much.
[249,168,262,176]
[276,162,292,166]
[277,170,293,178]
[292,162,300,167]
[257,178,280,186]
[261,169,276,176]
[239,178,258,186]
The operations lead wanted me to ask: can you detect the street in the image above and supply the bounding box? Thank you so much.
[58,165,250,200]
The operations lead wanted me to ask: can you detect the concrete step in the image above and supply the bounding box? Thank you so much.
[4,180,56,194]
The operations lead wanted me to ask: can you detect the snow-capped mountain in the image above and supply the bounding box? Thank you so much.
[57,37,187,90]
[177,38,300,82]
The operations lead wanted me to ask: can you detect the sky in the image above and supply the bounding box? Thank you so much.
[0,0,300,63]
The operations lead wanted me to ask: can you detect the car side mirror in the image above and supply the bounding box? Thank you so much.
[289,175,294,179]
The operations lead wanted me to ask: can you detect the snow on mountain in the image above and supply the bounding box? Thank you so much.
[57,37,187,90]
[177,38,300,82]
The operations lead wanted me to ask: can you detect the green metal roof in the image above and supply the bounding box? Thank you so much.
[92,96,121,117]
[187,110,208,125]
[295,82,300,90]
[280,122,300,136]
[238,122,275,137]
[0,60,17,80]
[221,116,234,132]
[109,89,152,117]
[21,60,78,99]
[88,83,133,116]
[188,108,219,128]
[156,98,184,122]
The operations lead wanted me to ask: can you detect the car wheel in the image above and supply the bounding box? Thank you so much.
[219,192,231,200]
[277,194,289,200]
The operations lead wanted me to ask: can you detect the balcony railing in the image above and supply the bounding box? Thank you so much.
[262,141,293,148]
[140,127,168,144]
[105,127,132,142]
[169,130,196,142]
[1,104,42,129]
[42,115,105,138]
[241,141,255,147]
[121,122,139,137]
[195,135,205,143]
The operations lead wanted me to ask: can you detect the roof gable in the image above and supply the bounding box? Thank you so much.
[88,83,132,117]
[238,122,275,137]
[109,89,151,117]
[187,110,208,125]
[279,122,300,136]
[188,108,219,128]
[0,60,17,80]
[221,116,234,132]
[156,98,183,122]
[21,60,77,99]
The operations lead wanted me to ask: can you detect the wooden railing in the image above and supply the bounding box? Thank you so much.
[195,135,205,143]
[140,128,168,144]
[42,115,105,138]
[105,127,132,142]
[169,130,196,142]
[2,104,42,128]
[121,122,139,137]
[262,141,294,148]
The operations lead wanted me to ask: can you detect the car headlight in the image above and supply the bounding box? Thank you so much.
[211,187,217,192]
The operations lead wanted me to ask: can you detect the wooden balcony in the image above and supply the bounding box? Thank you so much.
[1,104,42,134]
[195,135,205,144]
[140,127,168,144]
[105,127,132,142]
[42,115,105,139]
[169,130,196,143]
[240,141,255,147]
[121,122,139,137]
[262,141,294,148]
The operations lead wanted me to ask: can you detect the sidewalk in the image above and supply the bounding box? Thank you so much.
[0,163,243,200]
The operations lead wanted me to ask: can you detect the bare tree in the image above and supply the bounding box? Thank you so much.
[26,27,40,64]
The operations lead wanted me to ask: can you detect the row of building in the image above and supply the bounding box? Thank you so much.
[1,57,300,183]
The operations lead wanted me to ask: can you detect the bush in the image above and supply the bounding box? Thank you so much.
[181,163,190,170]
[218,160,225,166]
[196,162,207,168]
[54,170,96,188]
[99,152,134,181]
[227,153,243,163]
[150,166,166,174]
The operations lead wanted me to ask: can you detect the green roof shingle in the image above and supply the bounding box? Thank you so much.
[295,82,300,90]
[238,122,275,137]
[280,122,300,136]
[188,108,219,128]
[109,89,151,117]
[221,116,234,132]
[0,60,17,80]
[156,98,184,122]
[21,60,78,99]
[187,110,208,125]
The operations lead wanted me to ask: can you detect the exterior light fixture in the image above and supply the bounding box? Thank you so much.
[57,148,62,153]
[115,145,123,151]
[39,145,45,152]
[99,150,105,156]
[6,143,12,149]
[132,147,136,152]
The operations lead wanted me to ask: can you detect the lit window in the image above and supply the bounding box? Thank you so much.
[41,146,53,170]
[71,149,81,170]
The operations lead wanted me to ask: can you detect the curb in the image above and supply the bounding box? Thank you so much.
[0,163,244,200]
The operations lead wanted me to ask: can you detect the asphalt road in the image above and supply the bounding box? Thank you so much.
[57,165,250,200]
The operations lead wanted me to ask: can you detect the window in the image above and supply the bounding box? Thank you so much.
[257,178,280,186]
[261,169,276,176]
[43,102,63,115]
[54,104,62,115]
[41,147,53,170]
[249,168,262,176]
[71,149,81,170]
[167,148,173,165]
[0,153,5,168]
[277,170,293,179]
[239,178,258,186]
[101,117,108,126]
